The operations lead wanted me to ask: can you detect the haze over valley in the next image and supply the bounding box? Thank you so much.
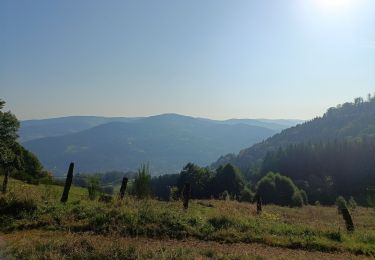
[21,114,303,175]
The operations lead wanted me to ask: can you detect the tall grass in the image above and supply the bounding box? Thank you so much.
[1,176,375,258]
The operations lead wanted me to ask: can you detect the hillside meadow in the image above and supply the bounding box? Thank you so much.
[1,176,375,259]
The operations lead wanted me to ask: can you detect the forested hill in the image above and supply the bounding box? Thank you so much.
[213,96,375,177]
[23,114,278,175]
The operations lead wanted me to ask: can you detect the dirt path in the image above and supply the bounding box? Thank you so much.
[2,230,370,259]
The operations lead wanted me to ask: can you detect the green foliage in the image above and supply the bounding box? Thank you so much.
[216,96,375,200]
[220,190,230,201]
[133,164,151,199]
[348,196,357,210]
[2,177,375,257]
[299,189,308,205]
[0,99,49,185]
[256,172,302,207]
[213,164,245,198]
[87,176,101,200]
[240,187,254,202]
[261,137,375,205]
[177,163,213,199]
[0,192,37,218]
[335,196,347,213]
[169,186,179,201]
[151,173,179,200]
[0,98,20,171]
[291,191,304,207]
[175,163,250,200]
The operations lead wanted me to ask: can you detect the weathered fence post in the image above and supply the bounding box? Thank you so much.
[182,183,191,209]
[341,208,354,232]
[119,177,128,200]
[2,169,9,194]
[60,162,74,203]
[256,195,262,214]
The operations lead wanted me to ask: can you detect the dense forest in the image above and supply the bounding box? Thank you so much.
[213,95,375,179]
[261,138,375,204]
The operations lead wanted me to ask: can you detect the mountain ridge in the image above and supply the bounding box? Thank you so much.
[22,114,300,175]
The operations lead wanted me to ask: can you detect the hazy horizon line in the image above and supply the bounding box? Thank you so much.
[19,113,306,122]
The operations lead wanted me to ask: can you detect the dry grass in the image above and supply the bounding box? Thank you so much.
[1,177,375,259]
[2,230,370,260]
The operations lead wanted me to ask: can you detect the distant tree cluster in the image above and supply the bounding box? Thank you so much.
[151,163,253,202]
[256,172,307,207]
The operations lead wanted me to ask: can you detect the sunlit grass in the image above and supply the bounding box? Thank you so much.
[1,176,375,259]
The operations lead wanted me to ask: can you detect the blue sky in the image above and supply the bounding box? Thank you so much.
[1,0,374,120]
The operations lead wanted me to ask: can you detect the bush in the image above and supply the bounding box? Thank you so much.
[291,191,304,207]
[256,172,301,207]
[220,190,230,201]
[240,187,254,202]
[133,164,151,199]
[300,189,308,205]
[0,194,37,218]
[335,196,347,213]
[348,196,357,210]
[87,176,101,200]
[169,186,179,201]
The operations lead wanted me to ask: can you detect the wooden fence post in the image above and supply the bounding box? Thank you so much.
[60,162,74,203]
[341,208,354,232]
[2,169,9,194]
[182,183,191,209]
[256,195,262,214]
[119,177,128,200]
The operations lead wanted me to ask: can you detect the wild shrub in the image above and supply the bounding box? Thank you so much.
[335,196,347,213]
[220,190,230,201]
[326,231,343,242]
[169,186,179,201]
[208,216,235,230]
[291,191,304,207]
[133,164,151,199]
[240,187,254,202]
[87,176,101,200]
[300,189,308,205]
[0,193,37,218]
[348,196,357,210]
[256,172,302,207]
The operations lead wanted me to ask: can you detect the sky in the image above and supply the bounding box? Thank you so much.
[1,0,374,121]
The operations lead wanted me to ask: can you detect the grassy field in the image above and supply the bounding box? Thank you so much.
[1,176,375,259]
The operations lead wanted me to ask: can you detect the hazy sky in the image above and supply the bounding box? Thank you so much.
[1,0,374,120]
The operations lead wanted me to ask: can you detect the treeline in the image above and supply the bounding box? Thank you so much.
[261,137,375,204]
[150,163,308,207]
[214,95,375,179]
[151,163,250,201]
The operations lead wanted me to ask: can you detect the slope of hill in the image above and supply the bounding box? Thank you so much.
[223,119,304,131]
[213,97,375,177]
[19,115,302,143]
[19,116,139,142]
[23,114,277,175]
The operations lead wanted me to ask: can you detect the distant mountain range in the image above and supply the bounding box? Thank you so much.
[20,114,303,175]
